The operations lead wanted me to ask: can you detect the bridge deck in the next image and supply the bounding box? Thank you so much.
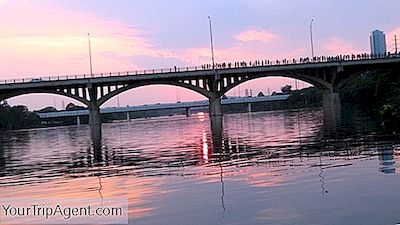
[1,54,399,90]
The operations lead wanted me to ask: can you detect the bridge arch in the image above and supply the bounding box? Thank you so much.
[97,80,212,107]
[0,89,90,106]
[220,72,333,96]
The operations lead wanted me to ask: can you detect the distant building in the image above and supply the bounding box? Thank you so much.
[370,30,387,55]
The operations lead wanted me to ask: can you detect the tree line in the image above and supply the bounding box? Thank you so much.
[0,101,41,130]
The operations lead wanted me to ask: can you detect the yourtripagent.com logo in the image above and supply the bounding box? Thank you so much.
[0,198,128,224]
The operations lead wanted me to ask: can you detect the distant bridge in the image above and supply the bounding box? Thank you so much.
[37,95,289,121]
[1,54,399,128]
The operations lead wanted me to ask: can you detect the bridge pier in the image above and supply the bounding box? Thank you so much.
[76,116,81,126]
[209,96,223,154]
[322,91,341,110]
[126,112,131,121]
[209,97,223,117]
[89,102,101,126]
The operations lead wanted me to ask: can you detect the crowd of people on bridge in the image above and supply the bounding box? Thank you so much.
[197,52,400,71]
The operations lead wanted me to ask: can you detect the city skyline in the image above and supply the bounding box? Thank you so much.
[1,0,399,110]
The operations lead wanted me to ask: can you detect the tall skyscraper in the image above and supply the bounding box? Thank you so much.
[370,30,387,55]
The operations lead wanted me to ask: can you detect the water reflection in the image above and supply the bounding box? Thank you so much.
[0,143,5,174]
[378,144,395,174]
[90,124,103,163]
[1,107,400,225]
[1,108,399,186]
[210,116,223,154]
[323,104,341,136]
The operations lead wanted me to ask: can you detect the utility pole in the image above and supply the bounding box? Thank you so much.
[88,33,93,77]
[208,16,215,69]
[395,35,398,53]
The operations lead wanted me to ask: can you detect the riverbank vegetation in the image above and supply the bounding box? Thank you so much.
[0,101,41,130]
[285,86,322,109]
[339,67,400,132]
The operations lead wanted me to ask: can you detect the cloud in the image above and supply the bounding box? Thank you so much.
[0,1,159,77]
[0,1,301,78]
[323,37,363,55]
[235,29,278,43]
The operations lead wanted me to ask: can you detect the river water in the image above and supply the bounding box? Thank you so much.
[1,107,400,225]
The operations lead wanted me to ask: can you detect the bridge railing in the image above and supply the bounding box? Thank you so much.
[1,52,399,85]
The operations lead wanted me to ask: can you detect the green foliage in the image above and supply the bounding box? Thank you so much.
[65,103,86,111]
[0,101,41,130]
[286,87,322,108]
[379,104,400,132]
[280,85,292,93]
[35,106,58,113]
[339,67,400,132]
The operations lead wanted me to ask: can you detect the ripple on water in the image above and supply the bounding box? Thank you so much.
[1,108,400,225]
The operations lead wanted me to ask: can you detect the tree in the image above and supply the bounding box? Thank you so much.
[281,85,292,93]
[0,103,41,130]
[66,103,86,111]
[257,92,265,97]
[36,106,58,113]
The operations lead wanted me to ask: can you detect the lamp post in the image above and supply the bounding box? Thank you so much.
[310,19,315,59]
[88,33,93,77]
[208,16,215,69]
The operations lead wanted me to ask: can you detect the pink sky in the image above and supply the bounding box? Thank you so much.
[0,1,399,110]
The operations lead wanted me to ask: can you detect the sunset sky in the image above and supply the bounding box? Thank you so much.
[1,0,399,110]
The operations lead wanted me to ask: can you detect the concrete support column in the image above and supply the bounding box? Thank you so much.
[322,91,341,109]
[209,97,223,117]
[185,107,191,117]
[89,102,101,126]
[127,112,131,121]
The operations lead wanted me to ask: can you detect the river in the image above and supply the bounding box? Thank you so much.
[1,107,400,225]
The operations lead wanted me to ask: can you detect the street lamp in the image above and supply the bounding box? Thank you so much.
[208,16,215,69]
[310,19,315,59]
[88,33,93,77]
